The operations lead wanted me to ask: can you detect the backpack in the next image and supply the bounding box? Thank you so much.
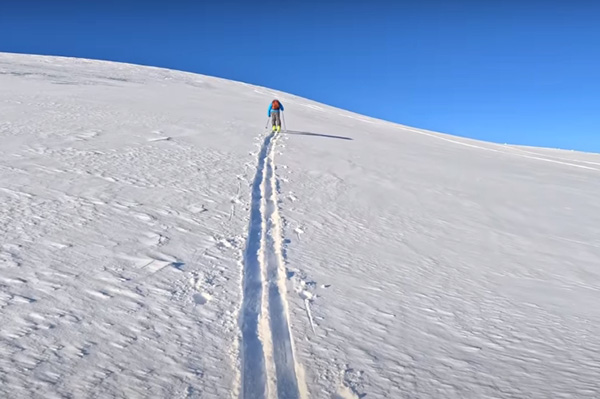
[272,100,280,110]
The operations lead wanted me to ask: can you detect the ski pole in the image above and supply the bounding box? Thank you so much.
[265,116,270,130]
[282,111,287,132]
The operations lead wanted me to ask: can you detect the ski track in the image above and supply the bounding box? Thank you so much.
[241,131,301,399]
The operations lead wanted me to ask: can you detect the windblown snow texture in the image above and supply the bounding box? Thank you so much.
[1,53,600,399]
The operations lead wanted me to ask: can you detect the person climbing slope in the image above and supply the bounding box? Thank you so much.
[268,99,284,132]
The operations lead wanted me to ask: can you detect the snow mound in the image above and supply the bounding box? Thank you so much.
[1,53,599,398]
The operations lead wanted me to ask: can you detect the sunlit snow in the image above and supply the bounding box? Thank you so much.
[1,53,599,399]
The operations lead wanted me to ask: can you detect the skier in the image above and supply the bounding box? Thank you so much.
[268,99,284,132]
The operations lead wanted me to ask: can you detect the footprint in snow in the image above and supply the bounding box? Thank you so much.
[342,368,366,399]
[299,290,313,301]
[193,292,212,305]
[288,268,319,301]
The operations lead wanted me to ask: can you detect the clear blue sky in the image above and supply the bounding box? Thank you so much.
[1,0,599,152]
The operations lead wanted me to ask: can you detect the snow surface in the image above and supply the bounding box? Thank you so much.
[1,52,600,399]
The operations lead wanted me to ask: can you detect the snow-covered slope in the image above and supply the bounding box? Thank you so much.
[1,53,599,399]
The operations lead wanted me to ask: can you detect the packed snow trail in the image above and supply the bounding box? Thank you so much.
[241,131,301,399]
[264,136,301,399]
[240,134,270,399]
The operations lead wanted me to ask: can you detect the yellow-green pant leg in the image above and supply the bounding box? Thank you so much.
[271,111,281,128]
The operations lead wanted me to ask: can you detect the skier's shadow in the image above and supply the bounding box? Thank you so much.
[284,130,353,141]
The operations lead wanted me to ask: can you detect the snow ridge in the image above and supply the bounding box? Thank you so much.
[241,131,301,399]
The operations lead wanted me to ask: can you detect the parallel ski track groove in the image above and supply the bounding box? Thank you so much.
[240,133,270,399]
[241,131,301,399]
